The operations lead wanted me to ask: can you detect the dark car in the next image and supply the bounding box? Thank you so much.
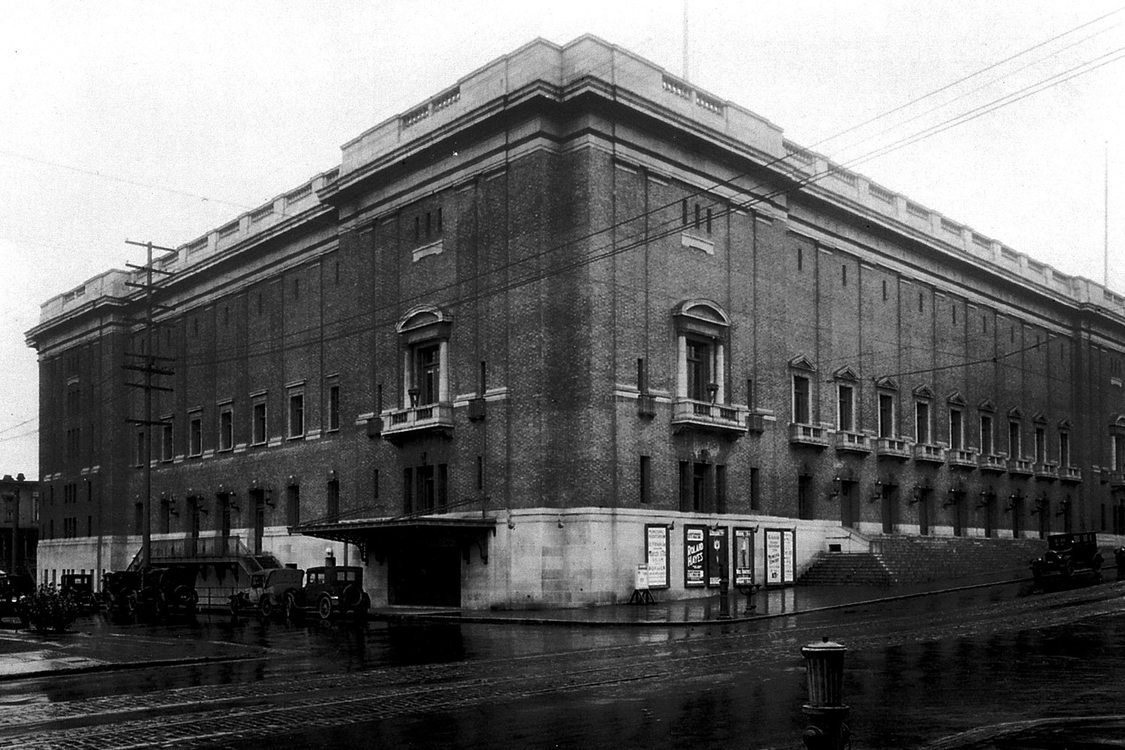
[0,573,34,626]
[60,573,99,614]
[104,566,198,617]
[229,567,304,618]
[1031,532,1104,585]
[290,564,370,621]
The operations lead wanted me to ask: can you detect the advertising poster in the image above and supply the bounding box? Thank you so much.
[783,528,797,584]
[707,526,728,587]
[684,525,706,587]
[765,529,783,585]
[644,524,669,589]
[734,527,755,587]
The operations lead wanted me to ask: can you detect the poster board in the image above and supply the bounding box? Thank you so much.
[764,527,797,587]
[684,525,706,587]
[734,527,755,587]
[707,526,728,587]
[644,524,669,589]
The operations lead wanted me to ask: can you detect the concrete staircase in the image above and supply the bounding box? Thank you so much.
[799,534,1049,587]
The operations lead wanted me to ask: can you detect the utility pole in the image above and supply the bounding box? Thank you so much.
[123,240,177,570]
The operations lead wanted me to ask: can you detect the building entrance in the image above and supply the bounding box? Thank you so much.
[388,541,461,607]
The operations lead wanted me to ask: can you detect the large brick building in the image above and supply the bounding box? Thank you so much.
[26,36,1125,608]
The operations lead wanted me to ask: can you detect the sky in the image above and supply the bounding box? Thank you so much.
[2,0,1124,478]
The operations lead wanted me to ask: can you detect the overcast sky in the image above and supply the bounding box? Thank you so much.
[2,0,1123,478]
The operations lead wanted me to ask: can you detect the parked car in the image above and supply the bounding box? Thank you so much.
[290,564,370,621]
[103,566,198,617]
[60,573,99,614]
[0,572,34,626]
[229,567,304,618]
[1031,532,1104,585]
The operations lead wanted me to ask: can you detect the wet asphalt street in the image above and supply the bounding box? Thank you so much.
[0,580,1123,749]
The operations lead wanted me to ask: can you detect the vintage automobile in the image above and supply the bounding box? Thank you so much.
[228,567,304,618]
[104,566,198,617]
[0,572,34,626]
[1031,532,1104,585]
[60,573,99,614]
[289,564,370,621]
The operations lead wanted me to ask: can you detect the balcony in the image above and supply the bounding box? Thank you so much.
[913,443,945,464]
[1060,465,1082,483]
[1008,458,1035,476]
[789,423,829,447]
[381,402,455,441]
[947,448,978,469]
[875,437,910,460]
[834,431,872,454]
[1105,470,1125,488]
[746,413,766,433]
[978,453,1007,473]
[671,399,748,436]
[1033,461,1059,481]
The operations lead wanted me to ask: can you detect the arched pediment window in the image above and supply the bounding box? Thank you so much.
[394,305,452,408]
[673,300,731,403]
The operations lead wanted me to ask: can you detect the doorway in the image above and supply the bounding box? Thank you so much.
[388,538,461,607]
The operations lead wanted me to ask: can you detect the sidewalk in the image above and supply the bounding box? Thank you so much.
[372,571,1034,627]
[0,620,269,681]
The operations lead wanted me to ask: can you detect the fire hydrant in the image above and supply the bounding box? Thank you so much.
[801,637,850,750]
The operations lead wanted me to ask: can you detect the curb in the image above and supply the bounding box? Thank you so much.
[0,653,260,683]
[373,575,1044,628]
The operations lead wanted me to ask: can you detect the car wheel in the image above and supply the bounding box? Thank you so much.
[259,596,273,618]
[356,592,371,619]
[342,584,361,610]
[317,595,333,621]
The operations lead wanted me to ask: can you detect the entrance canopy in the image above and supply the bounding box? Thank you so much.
[291,515,497,564]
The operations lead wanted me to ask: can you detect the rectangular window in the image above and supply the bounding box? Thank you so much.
[715,465,727,514]
[326,479,339,519]
[135,430,145,467]
[252,400,267,445]
[797,475,811,520]
[1059,431,1071,466]
[837,384,854,432]
[415,344,441,405]
[1009,421,1022,458]
[705,207,712,234]
[797,246,803,271]
[980,415,994,455]
[286,485,300,526]
[189,414,202,457]
[915,401,931,444]
[681,199,688,226]
[882,279,888,301]
[328,384,340,431]
[288,393,304,438]
[949,408,963,450]
[687,339,712,401]
[678,461,691,513]
[793,375,811,424]
[475,457,483,491]
[841,265,847,286]
[403,467,413,515]
[749,467,761,511]
[639,455,651,504]
[161,420,174,461]
[1115,434,1125,472]
[878,393,895,438]
[219,406,233,451]
[1035,427,1046,463]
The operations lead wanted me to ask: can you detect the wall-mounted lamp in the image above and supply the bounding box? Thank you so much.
[829,475,841,499]
[507,512,515,530]
[326,469,336,481]
[707,382,719,404]
[408,387,420,407]
[264,489,275,509]
[909,485,923,505]
[227,492,240,514]
[557,515,564,529]
[1055,497,1071,517]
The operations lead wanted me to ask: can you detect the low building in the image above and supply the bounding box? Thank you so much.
[0,474,38,578]
[25,36,1125,607]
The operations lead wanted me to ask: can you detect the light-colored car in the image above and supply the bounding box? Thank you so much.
[229,567,304,618]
